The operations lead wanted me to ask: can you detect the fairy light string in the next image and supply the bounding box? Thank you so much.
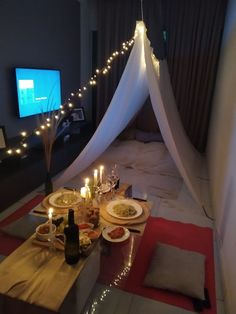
[5,37,135,157]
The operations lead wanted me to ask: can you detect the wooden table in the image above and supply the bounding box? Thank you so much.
[0,234,100,314]
[0,184,151,313]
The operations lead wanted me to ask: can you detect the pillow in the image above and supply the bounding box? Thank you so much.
[1,215,47,240]
[135,130,163,143]
[144,242,206,300]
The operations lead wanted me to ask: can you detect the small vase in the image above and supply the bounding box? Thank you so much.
[45,171,53,196]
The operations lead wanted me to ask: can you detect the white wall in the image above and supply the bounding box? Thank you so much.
[207,0,236,312]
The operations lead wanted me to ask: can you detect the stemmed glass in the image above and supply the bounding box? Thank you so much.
[106,164,119,198]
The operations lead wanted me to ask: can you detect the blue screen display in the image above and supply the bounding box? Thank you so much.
[15,68,62,118]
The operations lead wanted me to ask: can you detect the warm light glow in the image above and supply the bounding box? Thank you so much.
[94,169,98,186]
[22,143,28,148]
[21,131,27,137]
[68,102,73,108]
[48,207,53,218]
[35,130,41,135]
[85,177,89,186]
[7,149,13,154]
[16,149,21,154]
[80,186,87,199]
[41,125,45,130]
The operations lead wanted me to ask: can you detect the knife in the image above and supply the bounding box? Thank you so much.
[127,228,141,234]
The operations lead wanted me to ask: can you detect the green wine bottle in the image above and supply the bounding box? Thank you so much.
[64,208,80,265]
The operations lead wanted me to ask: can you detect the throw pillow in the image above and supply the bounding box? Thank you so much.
[144,242,206,300]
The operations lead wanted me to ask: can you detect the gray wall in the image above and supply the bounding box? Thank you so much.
[0,0,80,139]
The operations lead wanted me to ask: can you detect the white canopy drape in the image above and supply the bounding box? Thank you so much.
[55,21,204,206]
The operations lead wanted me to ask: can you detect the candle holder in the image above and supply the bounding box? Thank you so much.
[48,233,56,252]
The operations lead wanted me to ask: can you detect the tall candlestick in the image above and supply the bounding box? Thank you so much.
[80,186,87,199]
[99,165,104,184]
[86,186,91,200]
[94,169,98,186]
[48,207,53,236]
[85,177,89,187]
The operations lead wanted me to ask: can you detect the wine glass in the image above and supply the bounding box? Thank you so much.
[106,164,119,198]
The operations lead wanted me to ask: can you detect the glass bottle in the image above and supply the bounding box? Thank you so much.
[64,208,80,265]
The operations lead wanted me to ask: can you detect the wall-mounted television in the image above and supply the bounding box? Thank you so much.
[15,68,62,118]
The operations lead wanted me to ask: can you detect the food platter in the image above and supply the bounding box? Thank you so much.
[102,226,130,242]
[106,199,143,220]
[48,191,81,208]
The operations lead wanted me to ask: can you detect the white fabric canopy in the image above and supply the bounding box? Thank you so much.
[55,21,204,206]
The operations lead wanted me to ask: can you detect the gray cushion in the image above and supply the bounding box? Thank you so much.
[144,242,206,300]
[1,215,47,239]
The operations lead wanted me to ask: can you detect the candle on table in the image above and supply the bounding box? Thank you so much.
[99,165,104,184]
[80,187,87,199]
[85,177,89,187]
[48,207,53,236]
[94,169,98,186]
[86,186,91,200]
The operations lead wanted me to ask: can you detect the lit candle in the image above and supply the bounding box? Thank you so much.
[99,165,104,184]
[85,177,89,187]
[80,186,87,199]
[94,169,98,186]
[48,207,53,236]
[86,186,91,200]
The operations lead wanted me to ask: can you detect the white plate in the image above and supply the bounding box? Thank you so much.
[102,226,130,243]
[49,191,81,208]
[106,199,143,220]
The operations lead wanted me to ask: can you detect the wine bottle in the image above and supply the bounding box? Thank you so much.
[64,208,80,265]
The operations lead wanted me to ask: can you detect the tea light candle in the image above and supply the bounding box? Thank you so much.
[80,186,87,199]
[48,207,53,236]
[94,169,98,186]
[99,165,104,184]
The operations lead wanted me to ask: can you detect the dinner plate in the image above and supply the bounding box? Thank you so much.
[102,226,130,243]
[49,191,81,208]
[106,199,143,220]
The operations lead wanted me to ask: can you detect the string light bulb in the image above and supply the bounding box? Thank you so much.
[21,131,27,137]
[4,32,134,157]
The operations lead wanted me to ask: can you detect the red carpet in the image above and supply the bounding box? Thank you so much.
[0,195,44,256]
[124,217,216,313]
[0,198,216,313]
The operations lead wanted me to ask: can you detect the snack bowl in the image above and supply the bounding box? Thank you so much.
[36,223,57,242]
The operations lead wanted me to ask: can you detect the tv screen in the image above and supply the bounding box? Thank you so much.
[15,68,62,118]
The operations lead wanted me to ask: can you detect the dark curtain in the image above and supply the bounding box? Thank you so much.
[96,0,227,152]
[163,0,228,152]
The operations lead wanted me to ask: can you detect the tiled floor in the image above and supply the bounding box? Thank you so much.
[0,140,226,313]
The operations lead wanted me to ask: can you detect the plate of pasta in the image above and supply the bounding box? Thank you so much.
[49,191,81,208]
[106,199,143,220]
